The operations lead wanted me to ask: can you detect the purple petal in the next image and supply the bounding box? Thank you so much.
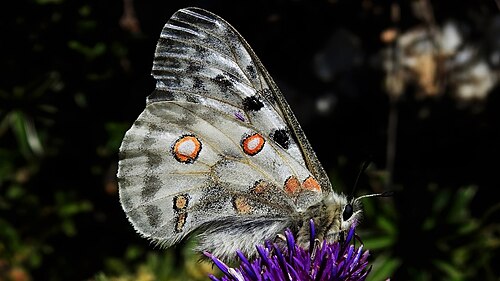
[204,251,230,276]
[314,252,330,281]
[236,250,250,266]
[240,263,257,280]
[309,219,316,254]
[286,262,301,280]
[347,245,363,273]
[208,274,221,281]
[256,245,271,267]
[285,229,296,259]
[273,243,290,279]
[345,225,356,244]
[345,245,354,264]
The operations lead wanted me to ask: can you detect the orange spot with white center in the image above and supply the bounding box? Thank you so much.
[284,176,301,195]
[242,133,265,156]
[302,176,321,192]
[172,135,201,163]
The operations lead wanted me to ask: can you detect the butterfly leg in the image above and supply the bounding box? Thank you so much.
[310,239,319,260]
[274,233,287,243]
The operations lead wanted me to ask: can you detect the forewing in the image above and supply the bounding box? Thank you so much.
[150,7,331,190]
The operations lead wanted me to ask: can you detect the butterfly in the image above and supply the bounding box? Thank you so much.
[117,7,364,261]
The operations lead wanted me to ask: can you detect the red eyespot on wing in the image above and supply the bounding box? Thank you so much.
[172,135,202,163]
[241,133,265,156]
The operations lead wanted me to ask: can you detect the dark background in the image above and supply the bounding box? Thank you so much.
[1,0,499,280]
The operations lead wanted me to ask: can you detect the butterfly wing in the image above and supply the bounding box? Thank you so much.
[118,7,330,251]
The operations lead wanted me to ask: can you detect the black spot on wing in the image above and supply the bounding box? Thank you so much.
[193,77,205,89]
[246,65,257,79]
[271,129,290,149]
[212,74,233,92]
[243,95,264,111]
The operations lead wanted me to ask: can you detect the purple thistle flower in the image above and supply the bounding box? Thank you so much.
[205,220,371,281]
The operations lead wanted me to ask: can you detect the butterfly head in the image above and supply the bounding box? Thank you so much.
[295,191,361,246]
[297,188,394,244]
[324,192,363,240]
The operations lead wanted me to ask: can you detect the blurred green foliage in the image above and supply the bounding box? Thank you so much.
[93,239,219,281]
[362,183,499,281]
[1,0,499,280]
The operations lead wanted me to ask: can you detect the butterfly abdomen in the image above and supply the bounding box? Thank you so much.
[195,217,292,260]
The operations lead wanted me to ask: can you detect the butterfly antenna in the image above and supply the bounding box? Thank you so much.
[349,157,395,203]
[354,190,394,201]
[349,158,372,201]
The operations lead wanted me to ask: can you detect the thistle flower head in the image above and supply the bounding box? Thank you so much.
[205,220,371,281]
